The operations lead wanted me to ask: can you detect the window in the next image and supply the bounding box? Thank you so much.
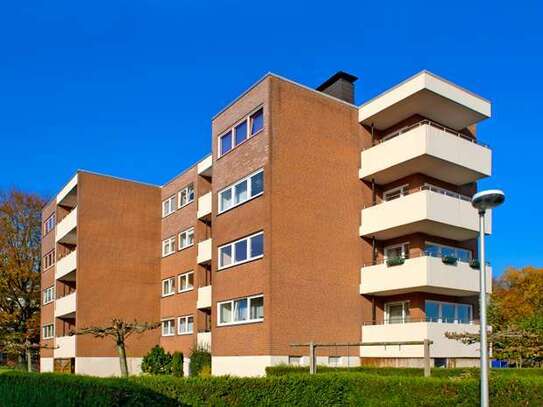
[162,237,176,257]
[289,356,303,366]
[218,232,264,269]
[178,271,194,292]
[218,295,264,326]
[219,169,264,213]
[385,301,409,324]
[43,286,55,304]
[178,227,194,250]
[161,319,175,336]
[177,315,194,335]
[43,249,56,270]
[425,301,472,324]
[42,324,54,339]
[44,214,56,234]
[383,185,408,202]
[424,242,472,262]
[178,184,195,209]
[384,243,409,260]
[218,107,264,157]
[162,277,175,297]
[162,195,176,217]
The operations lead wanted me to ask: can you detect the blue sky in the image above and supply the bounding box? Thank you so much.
[1,1,542,276]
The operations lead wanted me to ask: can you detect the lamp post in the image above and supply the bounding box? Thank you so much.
[471,189,505,407]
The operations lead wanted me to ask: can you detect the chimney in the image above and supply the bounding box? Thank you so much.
[316,71,358,104]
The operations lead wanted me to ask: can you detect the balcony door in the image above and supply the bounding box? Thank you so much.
[385,301,409,324]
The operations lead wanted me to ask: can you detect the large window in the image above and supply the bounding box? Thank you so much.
[43,249,56,270]
[42,324,54,339]
[178,184,195,209]
[218,295,264,326]
[384,301,409,324]
[162,277,175,297]
[424,242,472,263]
[162,195,176,217]
[43,286,55,305]
[178,271,194,293]
[178,228,194,250]
[425,301,472,324]
[162,237,176,257]
[219,107,264,157]
[218,232,264,270]
[177,315,194,335]
[219,169,264,213]
[44,214,56,234]
[161,319,175,336]
[384,243,409,260]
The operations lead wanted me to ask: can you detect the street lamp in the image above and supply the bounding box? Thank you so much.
[471,189,505,407]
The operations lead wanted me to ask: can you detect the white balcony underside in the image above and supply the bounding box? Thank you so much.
[361,322,481,358]
[359,123,491,185]
[56,174,78,208]
[197,192,212,220]
[360,256,492,296]
[55,250,77,281]
[197,285,212,309]
[55,208,77,244]
[197,238,212,264]
[359,190,491,241]
[55,292,76,318]
[197,154,213,177]
[54,336,76,359]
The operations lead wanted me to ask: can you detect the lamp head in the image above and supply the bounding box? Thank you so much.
[472,189,505,211]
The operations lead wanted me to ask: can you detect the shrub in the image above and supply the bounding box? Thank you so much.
[386,256,405,267]
[141,345,172,375]
[189,346,211,377]
[170,352,184,377]
[469,259,480,269]
[442,255,458,265]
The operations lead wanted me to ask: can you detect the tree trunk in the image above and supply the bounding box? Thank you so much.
[116,341,129,378]
[26,348,32,373]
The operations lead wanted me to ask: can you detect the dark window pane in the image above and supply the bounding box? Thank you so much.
[442,303,455,323]
[235,121,247,145]
[425,302,439,322]
[235,239,248,263]
[250,297,264,320]
[251,172,264,196]
[251,234,264,258]
[220,131,232,155]
[251,109,263,134]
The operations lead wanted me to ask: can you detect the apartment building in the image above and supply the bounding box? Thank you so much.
[41,69,493,376]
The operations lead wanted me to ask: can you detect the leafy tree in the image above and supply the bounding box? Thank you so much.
[141,345,173,375]
[0,190,44,368]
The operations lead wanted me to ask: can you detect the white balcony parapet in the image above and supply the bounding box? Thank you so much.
[197,238,212,264]
[197,332,211,351]
[358,71,491,131]
[55,250,77,281]
[54,336,76,359]
[55,292,76,318]
[359,121,492,185]
[360,256,492,297]
[361,322,481,358]
[359,187,491,241]
[197,154,213,177]
[197,192,212,220]
[197,285,212,309]
[56,174,78,208]
[55,207,77,245]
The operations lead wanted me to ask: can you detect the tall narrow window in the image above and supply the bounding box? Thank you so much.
[162,195,176,217]
[178,315,194,335]
[162,277,175,296]
[178,271,194,292]
[162,237,176,257]
[161,319,175,336]
[234,121,247,145]
[178,228,194,250]
[220,131,232,156]
[178,184,194,208]
[250,109,264,135]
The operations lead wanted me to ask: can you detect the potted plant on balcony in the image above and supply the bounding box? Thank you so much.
[386,256,405,267]
[441,255,458,265]
[469,259,480,269]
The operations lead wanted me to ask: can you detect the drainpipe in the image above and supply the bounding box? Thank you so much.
[372,297,376,324]
[372,236,376,265]
[371,123,375,146]
[371,178,376,206]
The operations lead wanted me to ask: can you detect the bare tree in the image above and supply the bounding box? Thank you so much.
[71,319,159,377]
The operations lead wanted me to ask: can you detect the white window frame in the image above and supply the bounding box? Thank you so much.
[218,169,264,214]
[178,271,194,293]
[177,315,194,335]
[178,227,194,250]
[161,319,175,336]
[383,184,409,202]
[288,356,303,366]
[161,277,175,297]
[43,286,55,305]
[162,236,176,257]
[328,356,342,367]
[384,242,409,260]
[42,324,54,339]
[218,231,264,270]
[162,195,176,217]
[384,301,410,324]
[177,184,195,209]
[44,213,56,234]
[424,241,472,262]
[43,249,56,270]
[218,106,264,158]
[425,300,473,324]
[217,294,264,326]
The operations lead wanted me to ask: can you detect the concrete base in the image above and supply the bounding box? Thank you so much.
[75,357,143,377]
[40,357,54,372]
[361,357,479,368]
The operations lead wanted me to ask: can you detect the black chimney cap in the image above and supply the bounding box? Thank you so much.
[316,71,358,91]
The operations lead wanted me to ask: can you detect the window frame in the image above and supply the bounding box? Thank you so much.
[162,236,176,257]
[162,195,176,218]
[42,324,54,339]
[43,286,55,305]
[217,294,264,327]
[218,106,264,158]
[177,315,194,335]
[218,169,264,214]
[424,241,472,262]
[161,277,176,297]
[383,184,409,202]
[218,231,264,270]
[161,319,175,336]
[384,301,410,324]
[425,300,473,324]
[43,249,56,270]
[177,184,195,209]
[178,271,194,293]
[384,242,409,260]
[44,213,56,235]
[178,227,195,251]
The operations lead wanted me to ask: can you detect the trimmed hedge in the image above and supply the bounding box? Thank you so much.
[0,369,542,406]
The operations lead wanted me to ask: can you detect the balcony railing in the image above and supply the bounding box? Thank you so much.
[362,252,489,268]
[363,318,480,326]
[367,185,471,208]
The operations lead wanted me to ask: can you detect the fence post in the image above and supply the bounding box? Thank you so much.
[423,339,431,377]
[309,341,316,374]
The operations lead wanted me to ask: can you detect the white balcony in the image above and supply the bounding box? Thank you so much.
[197,285,212,309]
[360,256,492,297]
[197,238,212,264]
[359,121,491,185]
[358,71,491,131]
[55,207,77,245]
[54,336,76,358]
[197,192,212,220]
[56,174,78,208]
[360,322,481,358]
[55,292,76,318]
[197,332,211,351]
[359,188,491,241]
[55,250,77,281]
[197,154,213,177]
